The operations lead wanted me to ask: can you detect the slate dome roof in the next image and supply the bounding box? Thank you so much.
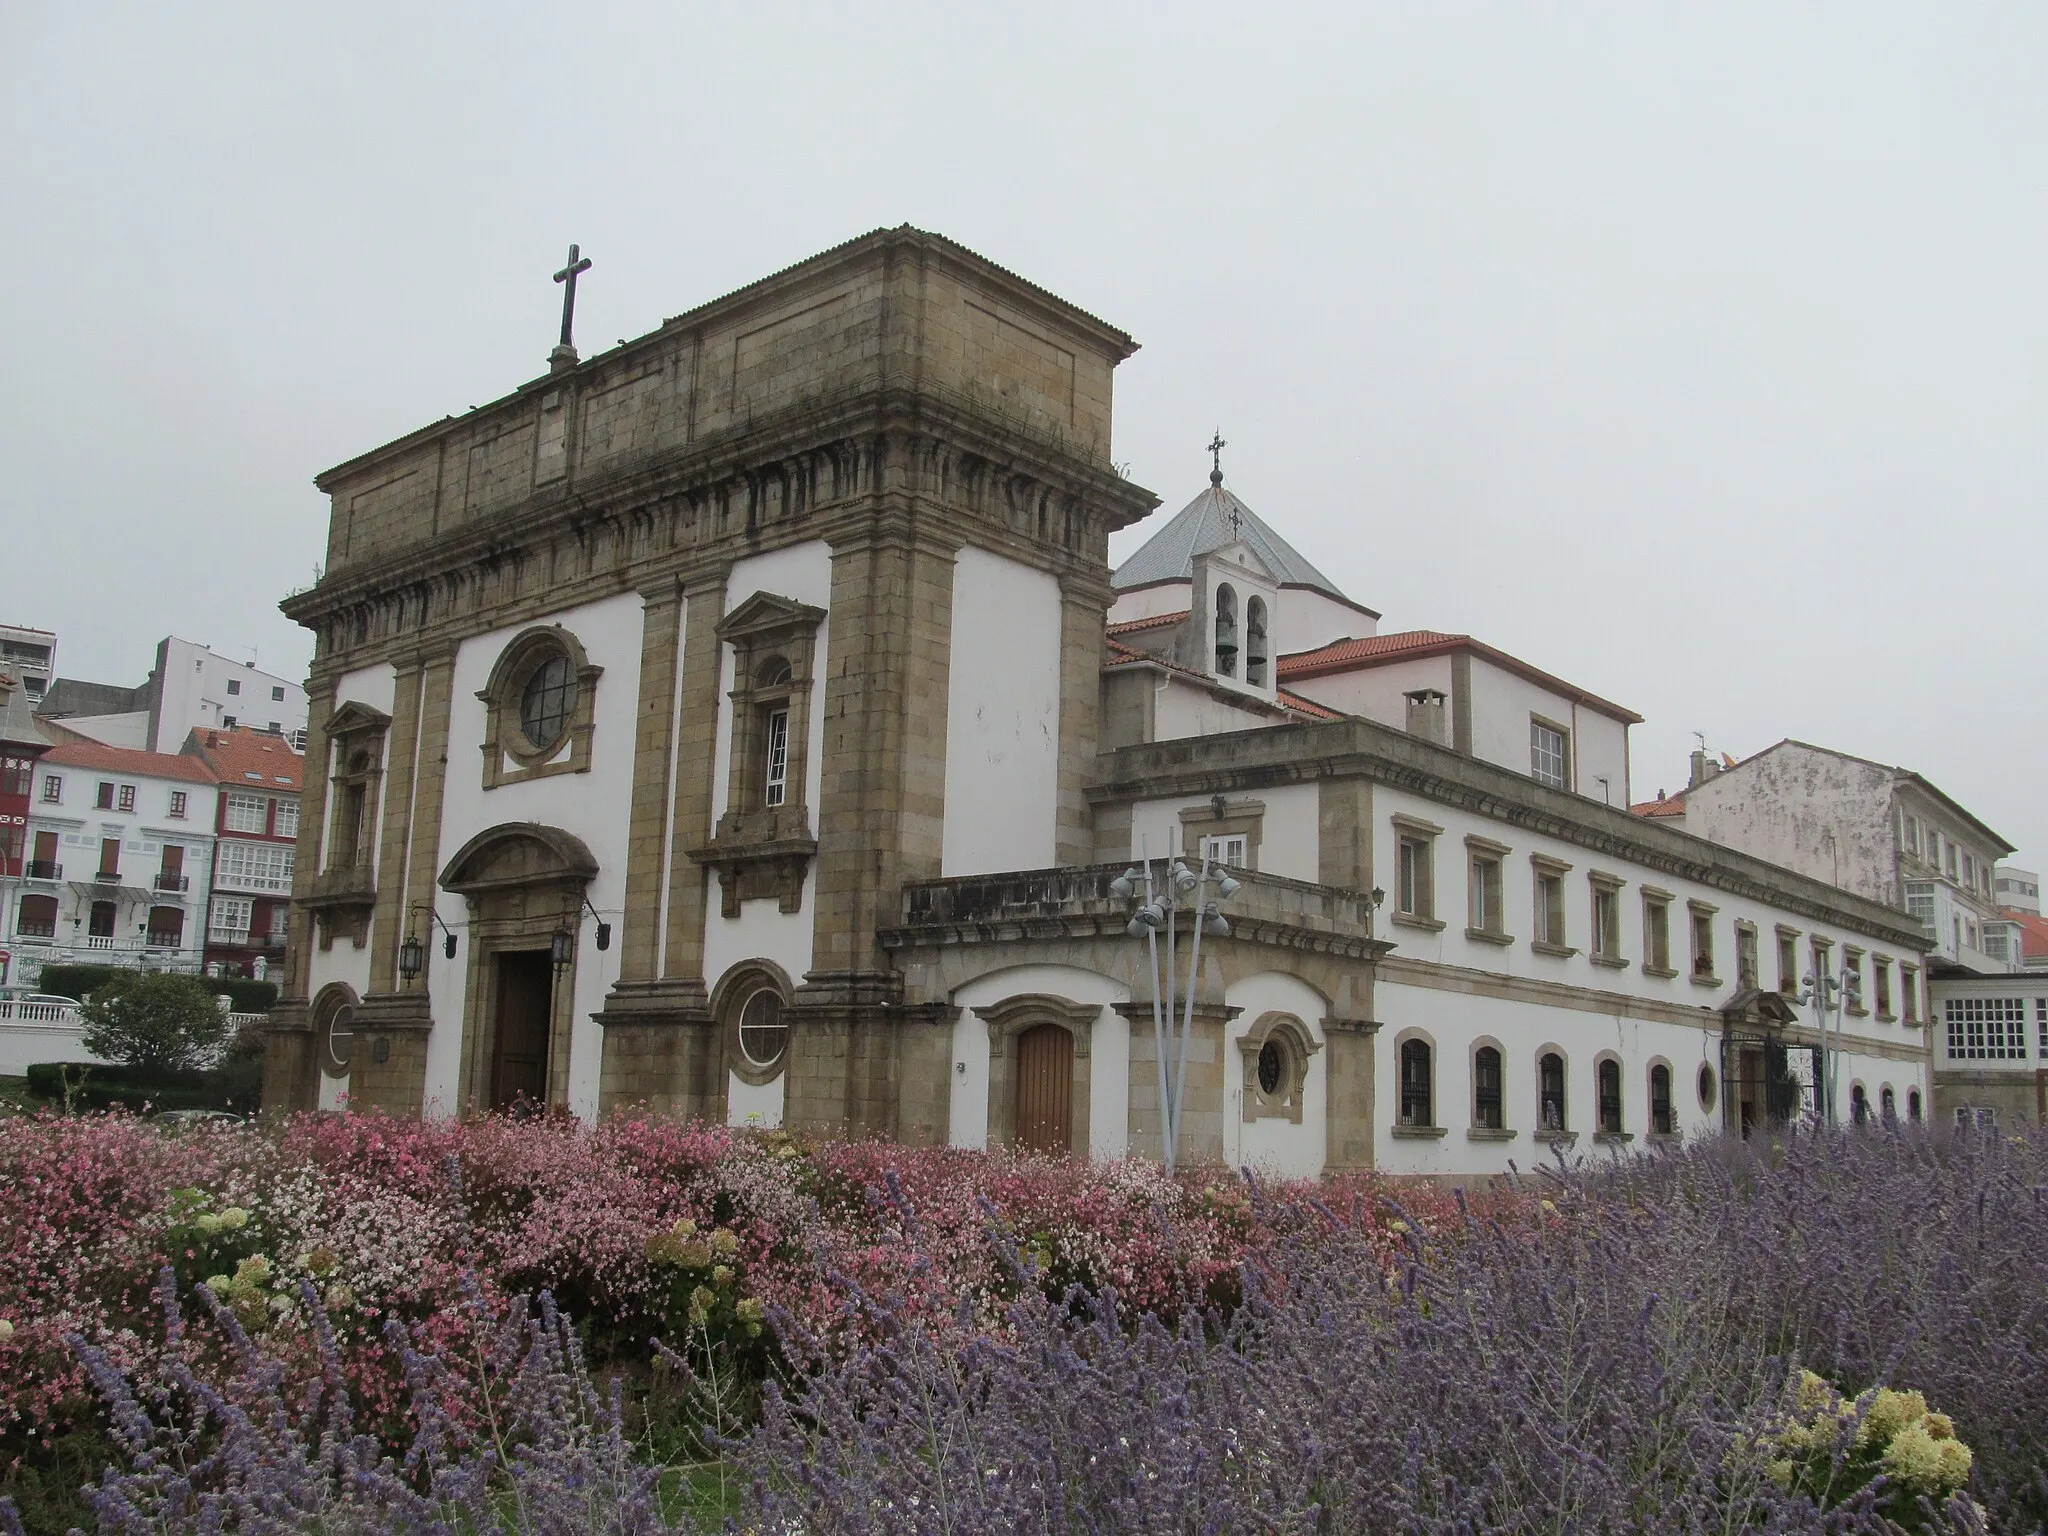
[1110,480,1350,604]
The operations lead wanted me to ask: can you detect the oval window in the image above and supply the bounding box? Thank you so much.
[738,989,788,1070]
[519,654,577,752]
[326,1004,354,1074]
[1257,1039,1285,1096]
[1697,1061,1717,1112]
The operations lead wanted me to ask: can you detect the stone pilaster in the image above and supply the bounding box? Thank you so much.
[1317,777,1373,893]
[269,678,336,1113]
[1056,573,1114,866]
[367,659,427,995]
[619,582,682,985]
[399,651,456,991]
[659,572,728,997]
[1323,1017,1379,1170]
[1122,996,1238,1165]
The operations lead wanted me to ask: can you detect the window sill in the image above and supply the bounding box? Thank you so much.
[1466,927,1515,947]
[1391,1124,1448,1140]
[1647,1131,1682,1144]
[1641,964,1679,980]
[1875,1011,1897,1024]
[1589,953,1629,970]
[1390,912,1447,934]
[1845,1006,1869,1018]
[1466,1126,1517,1142]
[1530,941,1578,960]
[1592,1130,1634,1145]
[1534,1130,1578,1147]
[1689,973,1723,989]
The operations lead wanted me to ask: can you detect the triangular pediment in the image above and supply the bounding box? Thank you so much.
[716,589,827,644]
[326,700,392,738]
[1198,538,1275,583]
[1721,986,1801,1026]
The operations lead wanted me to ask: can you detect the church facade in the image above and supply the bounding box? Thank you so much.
[265,228,1931,1173]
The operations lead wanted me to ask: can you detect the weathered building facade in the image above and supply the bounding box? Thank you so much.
[266,229,1931,1172]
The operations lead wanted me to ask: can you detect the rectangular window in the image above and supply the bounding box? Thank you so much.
[226,678,241,696]
[1472,1048,1503,1129]
[1874,959,1893,1019]
[1468,853,1505,936]
[224,792,270,834]
[1396,835,1432,919]
[1811,940,1832,996]
[0,758,27,797]
[2039,999,2047,1059]
[1842,950,1866,1012]
[274,800,300,839]
[41,774,60,804]
[1199,833,1249,868]
[1736,924,1759,989]
[1905,881,1935,929]
[215,840,295,893]
[1777,928,1800,996]
[95,781,115,810]
[1530,718,1569,790]
[1902,967,1919,1023]
[1644,895,1672,973]
[1689,904,1716,980]
[98,838,122,879]
[117,783,135,812]
[168,791,187,819]
[222,714,236,729]
[1903,814,1920,856]
[1944,996,2028,1059]
[210,894,254,942]
[763,708,790,808]
[1946,842,1959,880]
[271,685,285,701]
[1590,881,1622,961]
[1533,868,1566,948]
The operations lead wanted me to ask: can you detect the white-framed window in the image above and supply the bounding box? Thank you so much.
[216,839,294,893]
[2038,998,2047,1058]
[210,894,254,942]
[117,784,136,812]
[763,707,790,807]
[1944,996,2028,1060]
[1529,719,1569,790]
[224,792,270,834]
[1199,833,1249,869]
[1397,835,1431,918]
[1905,881,1935,925]
[274,800,300,839]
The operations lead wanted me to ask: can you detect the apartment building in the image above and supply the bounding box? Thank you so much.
[0,625,57,706]
[181,727,302,980]
[37,636,308,753]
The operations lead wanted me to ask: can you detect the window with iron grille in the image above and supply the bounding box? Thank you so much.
[1399,1038,1433,1127]
[1539,1052,1567,1130]
[1472,1046,1503,1129]
[1944,996,2028,1060]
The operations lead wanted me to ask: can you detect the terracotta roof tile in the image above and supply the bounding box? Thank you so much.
[1279,629,1643,725]
[1105,610,1190,637]
[40,740,218,784]
[182,727,304,791]
[1630,793,1688,818]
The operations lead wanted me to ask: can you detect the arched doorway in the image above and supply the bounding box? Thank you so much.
[1015,1023,1074,1153]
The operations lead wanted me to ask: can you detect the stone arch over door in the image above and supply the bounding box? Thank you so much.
[974,994,1100,1156]
[439,822,599,1112]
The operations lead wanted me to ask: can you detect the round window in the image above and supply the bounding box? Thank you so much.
[1697,1062,1716,1111]
[738,990,788,1070]
[518,654,577,752]
[325,1004,354,1074]
[1257,1039,1285,1096]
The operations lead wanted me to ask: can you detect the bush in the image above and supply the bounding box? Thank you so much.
[78,972,230,1072]
[32,965,277,1015]
[22,1058,260,1114]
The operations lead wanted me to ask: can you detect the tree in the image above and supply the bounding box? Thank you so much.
[78,972,231,1072]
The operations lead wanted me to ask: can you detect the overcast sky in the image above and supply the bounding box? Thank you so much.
[3,5,2042,865]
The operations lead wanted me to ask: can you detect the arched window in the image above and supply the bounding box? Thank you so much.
[1399,1037,1433,1127]
[1649,1063,1675,1135]
[1214,583,1238,677]
[1472,1045,1504,1129]
[1879,1085,1897,1124]
[1850,1083,1869,1127]
[754,657,795,809]
[1597,1058,1623,1134]
[1539,1051,1567,1131]
[15,892,56,938]
[1245,597,1268,687]
[1907,1087,1923,1123]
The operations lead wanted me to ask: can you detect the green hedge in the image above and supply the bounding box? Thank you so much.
[23,1056,264,1114]
[31,965,277,1013]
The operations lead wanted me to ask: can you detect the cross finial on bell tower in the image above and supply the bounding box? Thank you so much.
[1207,428,1227,487]
[549,243,593,375]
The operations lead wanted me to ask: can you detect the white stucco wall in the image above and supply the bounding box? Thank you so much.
[700,542,833,1033]
[1281,654,1456,735]
[941,547,1061,876]
[947,963,1131,1160]
[1464,658,1631,806]
[1128,782,1321,882]
[1223,970,1329,1178]
[1271,587,1378,657]
[1108,581,1193,626]
[1151,677,1282,744]
[417,591,645,1120]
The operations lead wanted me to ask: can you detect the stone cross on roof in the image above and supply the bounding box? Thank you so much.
[550,244,593,373]
[1207,428,1227,487]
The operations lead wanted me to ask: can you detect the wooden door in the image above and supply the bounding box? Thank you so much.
[490,950,554,1112]
[159,844,183,887]
[99,838,121,879]
[1015,1024,1074,1154]
[32,830,56,866]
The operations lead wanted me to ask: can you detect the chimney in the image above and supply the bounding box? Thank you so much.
[1404,688,1449,746]
[1688,750,1723,789]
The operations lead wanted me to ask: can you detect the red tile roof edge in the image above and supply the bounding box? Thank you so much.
[39,740,219,784]
[1278,630,1643,725]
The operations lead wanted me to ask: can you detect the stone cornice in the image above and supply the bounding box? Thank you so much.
[1091,719,1927,952]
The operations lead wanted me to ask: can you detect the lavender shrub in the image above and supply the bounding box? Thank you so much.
[8,1126,2041,1533]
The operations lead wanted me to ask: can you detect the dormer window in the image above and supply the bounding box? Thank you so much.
[1214,583,1238,677]
[1245,597,1268,687]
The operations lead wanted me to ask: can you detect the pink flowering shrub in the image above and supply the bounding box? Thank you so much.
[0,1109,1467,1467]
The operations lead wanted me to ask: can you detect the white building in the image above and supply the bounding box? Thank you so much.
[1994,863,2039,917]
[37,637,308,754]
[7,741,218,980]
[0,624,57,705]
[264,228,1930,1170]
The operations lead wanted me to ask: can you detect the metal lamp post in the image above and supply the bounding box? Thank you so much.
[1111,843,1239,1171]
[1796,962,1862,1125]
